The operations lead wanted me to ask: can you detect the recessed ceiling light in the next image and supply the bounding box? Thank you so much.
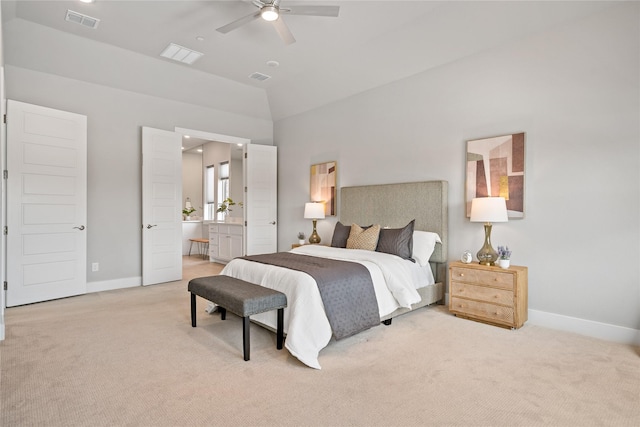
[196,36,204,42]
[79,0,95,3]
[266,60,279,68]
[184,135,190,138]
[197,149,203,153]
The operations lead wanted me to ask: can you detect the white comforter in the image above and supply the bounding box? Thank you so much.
[219,245,434,369]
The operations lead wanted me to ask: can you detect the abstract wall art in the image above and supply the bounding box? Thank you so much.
[466,133,525,219]
[310,161,337,216]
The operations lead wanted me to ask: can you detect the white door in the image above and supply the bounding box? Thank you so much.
[141,127,182,286]
[244,144,277,254]
[6,100,87,307]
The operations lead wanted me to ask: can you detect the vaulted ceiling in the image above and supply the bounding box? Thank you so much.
[1,1,615,121]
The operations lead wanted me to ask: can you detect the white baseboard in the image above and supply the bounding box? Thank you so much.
[528,309,640,347]
[0,278,141,342]
[444,293,639,346]
[87,276,141,293]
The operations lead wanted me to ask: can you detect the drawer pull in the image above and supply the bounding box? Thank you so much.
[460,273,464,277]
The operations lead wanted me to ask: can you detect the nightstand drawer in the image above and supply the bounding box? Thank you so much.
[450,282,513,306]
[450,297,514,325]
[450,267,514,290]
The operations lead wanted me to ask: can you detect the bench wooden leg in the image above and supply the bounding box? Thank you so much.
[219,307,226,320]
[243,316,250,361]
[191,293,196,327]
[277,308,284,350]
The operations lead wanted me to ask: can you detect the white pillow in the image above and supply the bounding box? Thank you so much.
[412,231,442,267]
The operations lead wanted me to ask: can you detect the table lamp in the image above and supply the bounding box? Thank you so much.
[470,197,508,266]
[304,202,325,244]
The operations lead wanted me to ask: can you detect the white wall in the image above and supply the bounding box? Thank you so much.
[5,65,272,289]
[229,157,244,219]
[3,18,271,122]
[182,151,203,218]
[275,4,639,338]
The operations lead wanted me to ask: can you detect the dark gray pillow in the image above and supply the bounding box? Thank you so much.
[330,221,351,248]
[376,220,415,262]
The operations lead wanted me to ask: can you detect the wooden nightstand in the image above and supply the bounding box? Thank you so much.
[449,261,528,329]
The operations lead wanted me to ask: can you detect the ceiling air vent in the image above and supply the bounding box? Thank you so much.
[65,10,100,29]
[160,43,203,65]
[249,72,271,82]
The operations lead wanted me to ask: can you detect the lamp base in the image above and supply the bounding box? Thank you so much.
[476,223,498,266]
[308,219,321,244]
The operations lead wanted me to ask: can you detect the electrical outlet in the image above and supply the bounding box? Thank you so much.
[92,262,99,272]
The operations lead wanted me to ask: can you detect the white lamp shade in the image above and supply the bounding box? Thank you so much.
[304,202,325,220]
[470,197,508,222]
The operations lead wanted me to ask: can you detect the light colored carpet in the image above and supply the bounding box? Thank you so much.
[1,257,638,426]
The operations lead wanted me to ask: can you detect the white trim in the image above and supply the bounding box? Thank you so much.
[444,293,639,346]
[87,276,141,293]
[174,127,250,146]
[528,309,640,346]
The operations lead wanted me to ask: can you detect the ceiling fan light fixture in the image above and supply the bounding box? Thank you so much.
[261,6,279,21]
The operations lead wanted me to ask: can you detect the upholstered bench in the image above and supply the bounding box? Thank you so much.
[188,275,287,361]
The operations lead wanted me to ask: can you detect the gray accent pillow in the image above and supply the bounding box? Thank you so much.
[376,220,415,262]
[330,221,351,248]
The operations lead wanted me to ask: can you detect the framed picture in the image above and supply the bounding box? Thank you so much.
[310,161,337,216]
[466,133,525,219]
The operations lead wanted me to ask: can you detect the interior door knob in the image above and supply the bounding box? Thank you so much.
[270,221,276,225]
[73,225,85,230]
[146,224,157,229]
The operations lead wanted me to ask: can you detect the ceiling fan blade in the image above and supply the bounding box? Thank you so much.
[283,5,339,17]
[216,11,261,34]
[272,17,296,45]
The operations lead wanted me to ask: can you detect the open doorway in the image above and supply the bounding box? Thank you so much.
[176,127,250,271]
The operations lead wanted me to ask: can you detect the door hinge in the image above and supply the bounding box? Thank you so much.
[3,226,7,235]
[244,186,247,192]
[3,170,7,179]
[3,281,7,291]
[3,114,6,124]
[245,220,247,226]
[244,152,247,159]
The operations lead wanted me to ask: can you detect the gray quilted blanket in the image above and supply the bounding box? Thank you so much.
[240,252,379,340]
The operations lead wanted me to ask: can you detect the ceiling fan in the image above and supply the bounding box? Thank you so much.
[216,0,340,45]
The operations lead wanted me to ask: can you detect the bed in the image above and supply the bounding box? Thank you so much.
[219,180,448,369]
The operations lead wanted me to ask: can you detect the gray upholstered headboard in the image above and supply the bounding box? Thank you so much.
[340,181,448,264]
